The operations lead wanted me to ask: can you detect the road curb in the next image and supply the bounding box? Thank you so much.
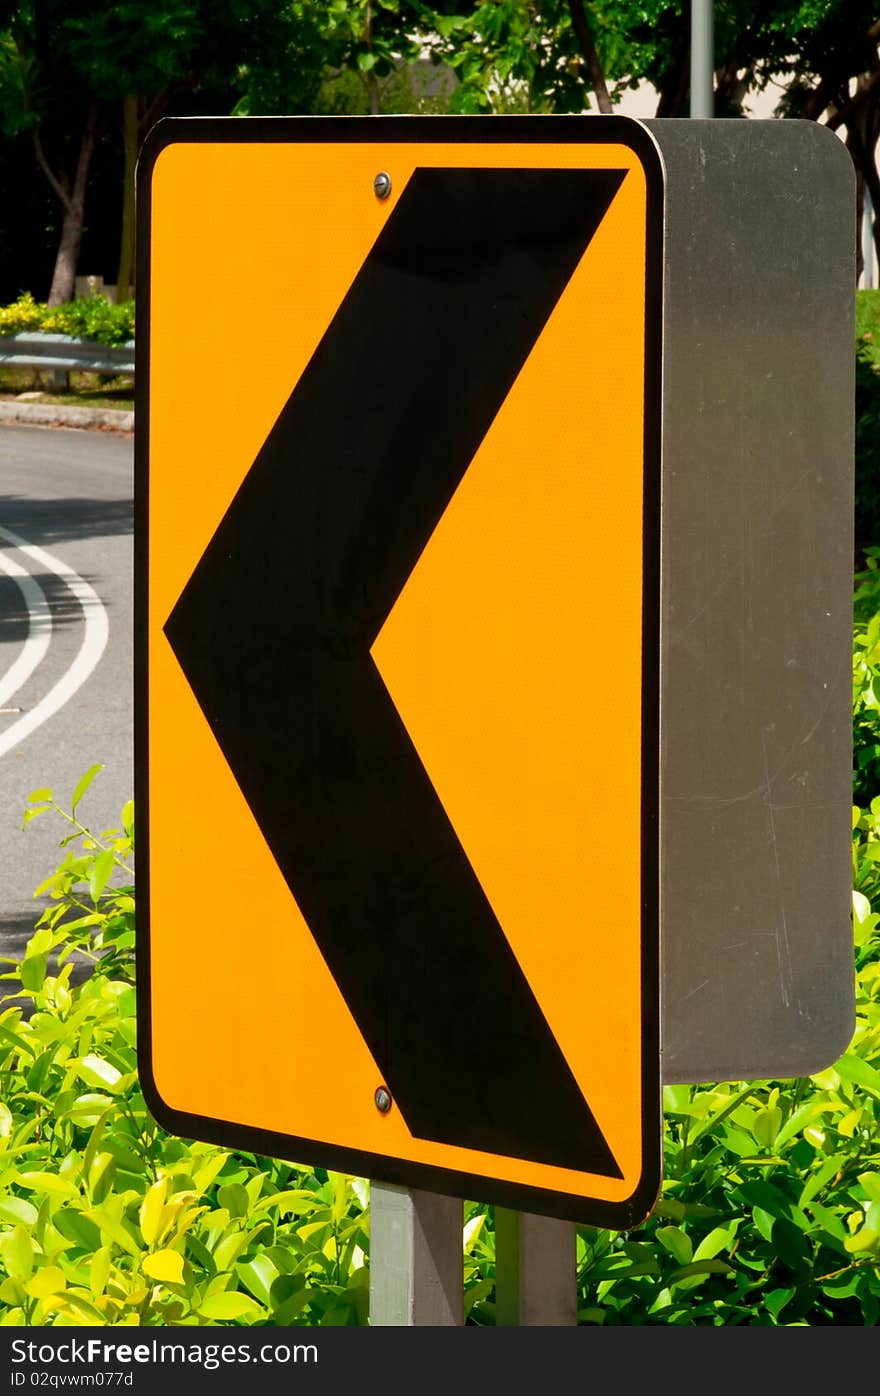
[0,401,133,432]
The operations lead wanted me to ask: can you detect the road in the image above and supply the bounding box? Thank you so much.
[0,423,133,958]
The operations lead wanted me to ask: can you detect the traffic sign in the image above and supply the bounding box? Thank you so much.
[136,116,663,1228]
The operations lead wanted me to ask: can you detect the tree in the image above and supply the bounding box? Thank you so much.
[0,1,107,304]
[61,1,203,305]
[0,1,350,304]
[765,3,880,271]
[415,2,880,266]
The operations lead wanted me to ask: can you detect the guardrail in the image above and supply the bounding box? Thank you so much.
[0,332,135,383]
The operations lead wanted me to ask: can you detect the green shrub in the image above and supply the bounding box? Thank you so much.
[0,293,43,336]
[0,293,134,347]
[4,367,880,1322]
[0,768,368,1326]
[854,550,880,804]
[855,340,880,555]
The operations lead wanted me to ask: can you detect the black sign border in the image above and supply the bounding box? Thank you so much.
[134,113,663,1231]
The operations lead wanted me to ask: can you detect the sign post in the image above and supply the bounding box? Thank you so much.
[368,1184,463,1327]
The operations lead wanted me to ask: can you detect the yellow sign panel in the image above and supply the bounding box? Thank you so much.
[137,116,663,1227]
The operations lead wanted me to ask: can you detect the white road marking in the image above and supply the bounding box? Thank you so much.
[0,550,52,710]
[0,524,109,758]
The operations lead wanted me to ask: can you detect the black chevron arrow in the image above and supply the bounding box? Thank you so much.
[164,165,626,1176]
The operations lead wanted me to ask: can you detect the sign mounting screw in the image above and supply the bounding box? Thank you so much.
[373,171,392,200]
[374,1085,393,1113]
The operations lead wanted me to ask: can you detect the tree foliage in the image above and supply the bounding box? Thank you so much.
[3,3,877,300]
[415,2,880,262]
[0,2,366,302]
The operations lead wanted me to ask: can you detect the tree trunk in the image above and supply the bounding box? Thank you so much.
[47,204,86,307]
[44,102,99,306]
[654,20,690,117]
[365,0,380,114]
[833,75,880,284]
[855,169,866,284]
[116,93,139,302]
[567,0,613,113]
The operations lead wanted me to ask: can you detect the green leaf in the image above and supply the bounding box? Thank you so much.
[0,1276,26,1307]
[269,1273,305,1311]
[765,1287,795,1318]
[0,1226,33,1279]
[82,1204,142,1258]
[43,1292,105,1323]
[836,1053,880,1098]
[654,1226,693,1266]
[89,849,116,903]
[193,1153,229,1195]
[752,1106,782,1149]
[776,1102,836,1151]
[463,1213,486,1252]
[845,1226,880,1255]
[217,1183,249,1218]
[662,1084,693,1113]
[807,1200,848,1243]
[197,1291,264,1321]
[143,1249,185,1284]
[751,1206,775,1244]
[737,1180,798,1221]
[692,1225,736,1262]
[76,1055,122,1091]
[771,1217,810,1271]
[253,1189,318,1216]
[271,1286,312,1323]
[71,765,103,813]
[16,1172,78,1199]
[27,787,52,803]
[139,1177,169,1247]
[858,1172,880,1204]
[89,1246,112,1300]
[0,1196,38,1226]
[25,1265,66,1299]
[0,1025,34,1060]
[19,953,47,992]
[237,1254,279,1306]
[331,1171,349,1224]
[669,1259,733,1281]
[53,1209,101,1252]
[183,1234,216,1279]
[213,1229,250,1272]
[689,1085,757,1143]
[63,1094,115,1128]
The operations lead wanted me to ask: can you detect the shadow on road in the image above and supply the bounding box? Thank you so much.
[0,570,117,641]
[0,494,133,546]
[0,907,38,957]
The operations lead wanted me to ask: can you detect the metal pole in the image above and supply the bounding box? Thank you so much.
[690,0,714,118]
[369,1182,463,1325]
[864,187,874,290]
[494,1209,578,1326]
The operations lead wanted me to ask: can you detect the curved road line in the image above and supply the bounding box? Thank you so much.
[0,524,109,759]
[0,551,52,710]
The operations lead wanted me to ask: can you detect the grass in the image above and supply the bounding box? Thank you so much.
[0,365,133,411]
[856,287,880,367]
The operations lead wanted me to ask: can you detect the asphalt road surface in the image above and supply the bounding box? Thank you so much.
[0,423,133,959]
